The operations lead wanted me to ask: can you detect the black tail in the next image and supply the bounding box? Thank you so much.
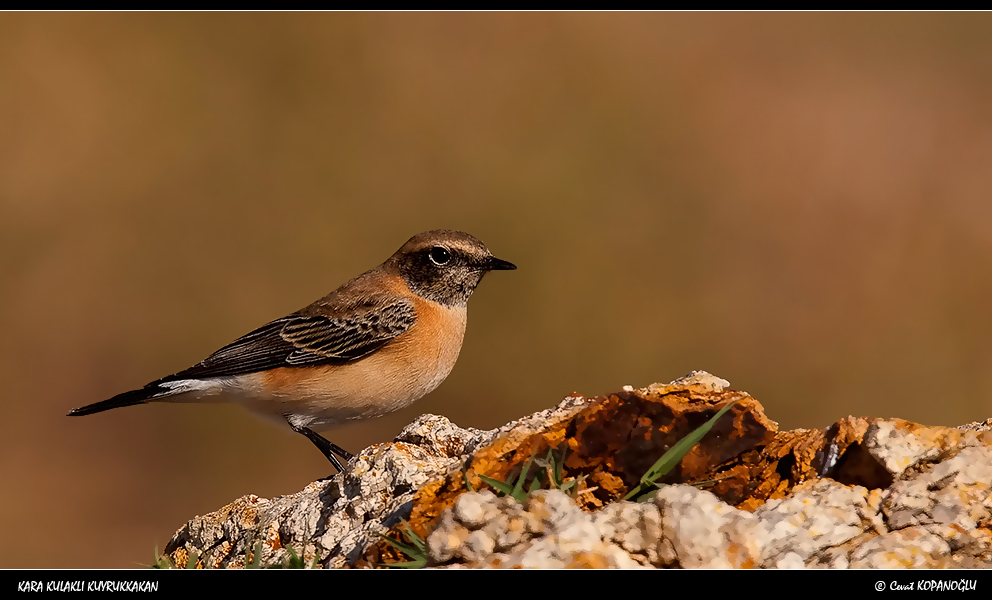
[68,387,161,417]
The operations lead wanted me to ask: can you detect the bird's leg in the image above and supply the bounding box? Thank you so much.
[290,424,354,473]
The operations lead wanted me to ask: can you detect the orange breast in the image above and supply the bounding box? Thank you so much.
[242,295,468,429]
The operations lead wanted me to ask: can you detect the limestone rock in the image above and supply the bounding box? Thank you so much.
[160,371,992,569]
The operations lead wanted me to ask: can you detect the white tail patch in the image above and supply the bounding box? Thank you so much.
[154,378,228,402]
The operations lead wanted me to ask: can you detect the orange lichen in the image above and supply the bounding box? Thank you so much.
[373,382,894,566]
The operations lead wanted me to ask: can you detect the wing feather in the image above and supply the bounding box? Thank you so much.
[156,297,416,383]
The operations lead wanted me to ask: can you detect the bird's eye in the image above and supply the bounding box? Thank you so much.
[429,246,451,265]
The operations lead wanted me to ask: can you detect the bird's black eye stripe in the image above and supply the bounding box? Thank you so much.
[429,246,451,265]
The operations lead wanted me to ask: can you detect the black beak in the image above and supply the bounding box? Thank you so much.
[487,256,517,271]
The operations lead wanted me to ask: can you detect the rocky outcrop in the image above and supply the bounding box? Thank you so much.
[162,371,992,568]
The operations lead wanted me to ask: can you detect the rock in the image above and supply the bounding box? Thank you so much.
[423,490,647,568]
[160,371,992,569]
[655,484,759,568]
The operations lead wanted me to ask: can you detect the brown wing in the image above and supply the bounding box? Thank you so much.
[155,297,416,383]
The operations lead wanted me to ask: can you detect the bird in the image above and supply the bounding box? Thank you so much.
[68,230,516,473]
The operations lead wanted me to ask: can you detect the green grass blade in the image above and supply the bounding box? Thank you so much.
[528,471,544,493]
[636,489,660,503]
[248,541,263,569]
[400,520,426,553]
[642,400,739,482]
[479,474,515,496]
[379,532,422,558]
[379,523,428,569]
[285,546,303,568]
[623,399,739,500]
[387,558,428,568]
[150,546,173,569]
[690,477,729,488]
[553,447,566,487]
[511,451,536,502]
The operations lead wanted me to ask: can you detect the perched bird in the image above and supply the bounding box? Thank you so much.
[68,230,516,472]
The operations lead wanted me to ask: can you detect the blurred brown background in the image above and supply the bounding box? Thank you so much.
[2,13,991,568]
